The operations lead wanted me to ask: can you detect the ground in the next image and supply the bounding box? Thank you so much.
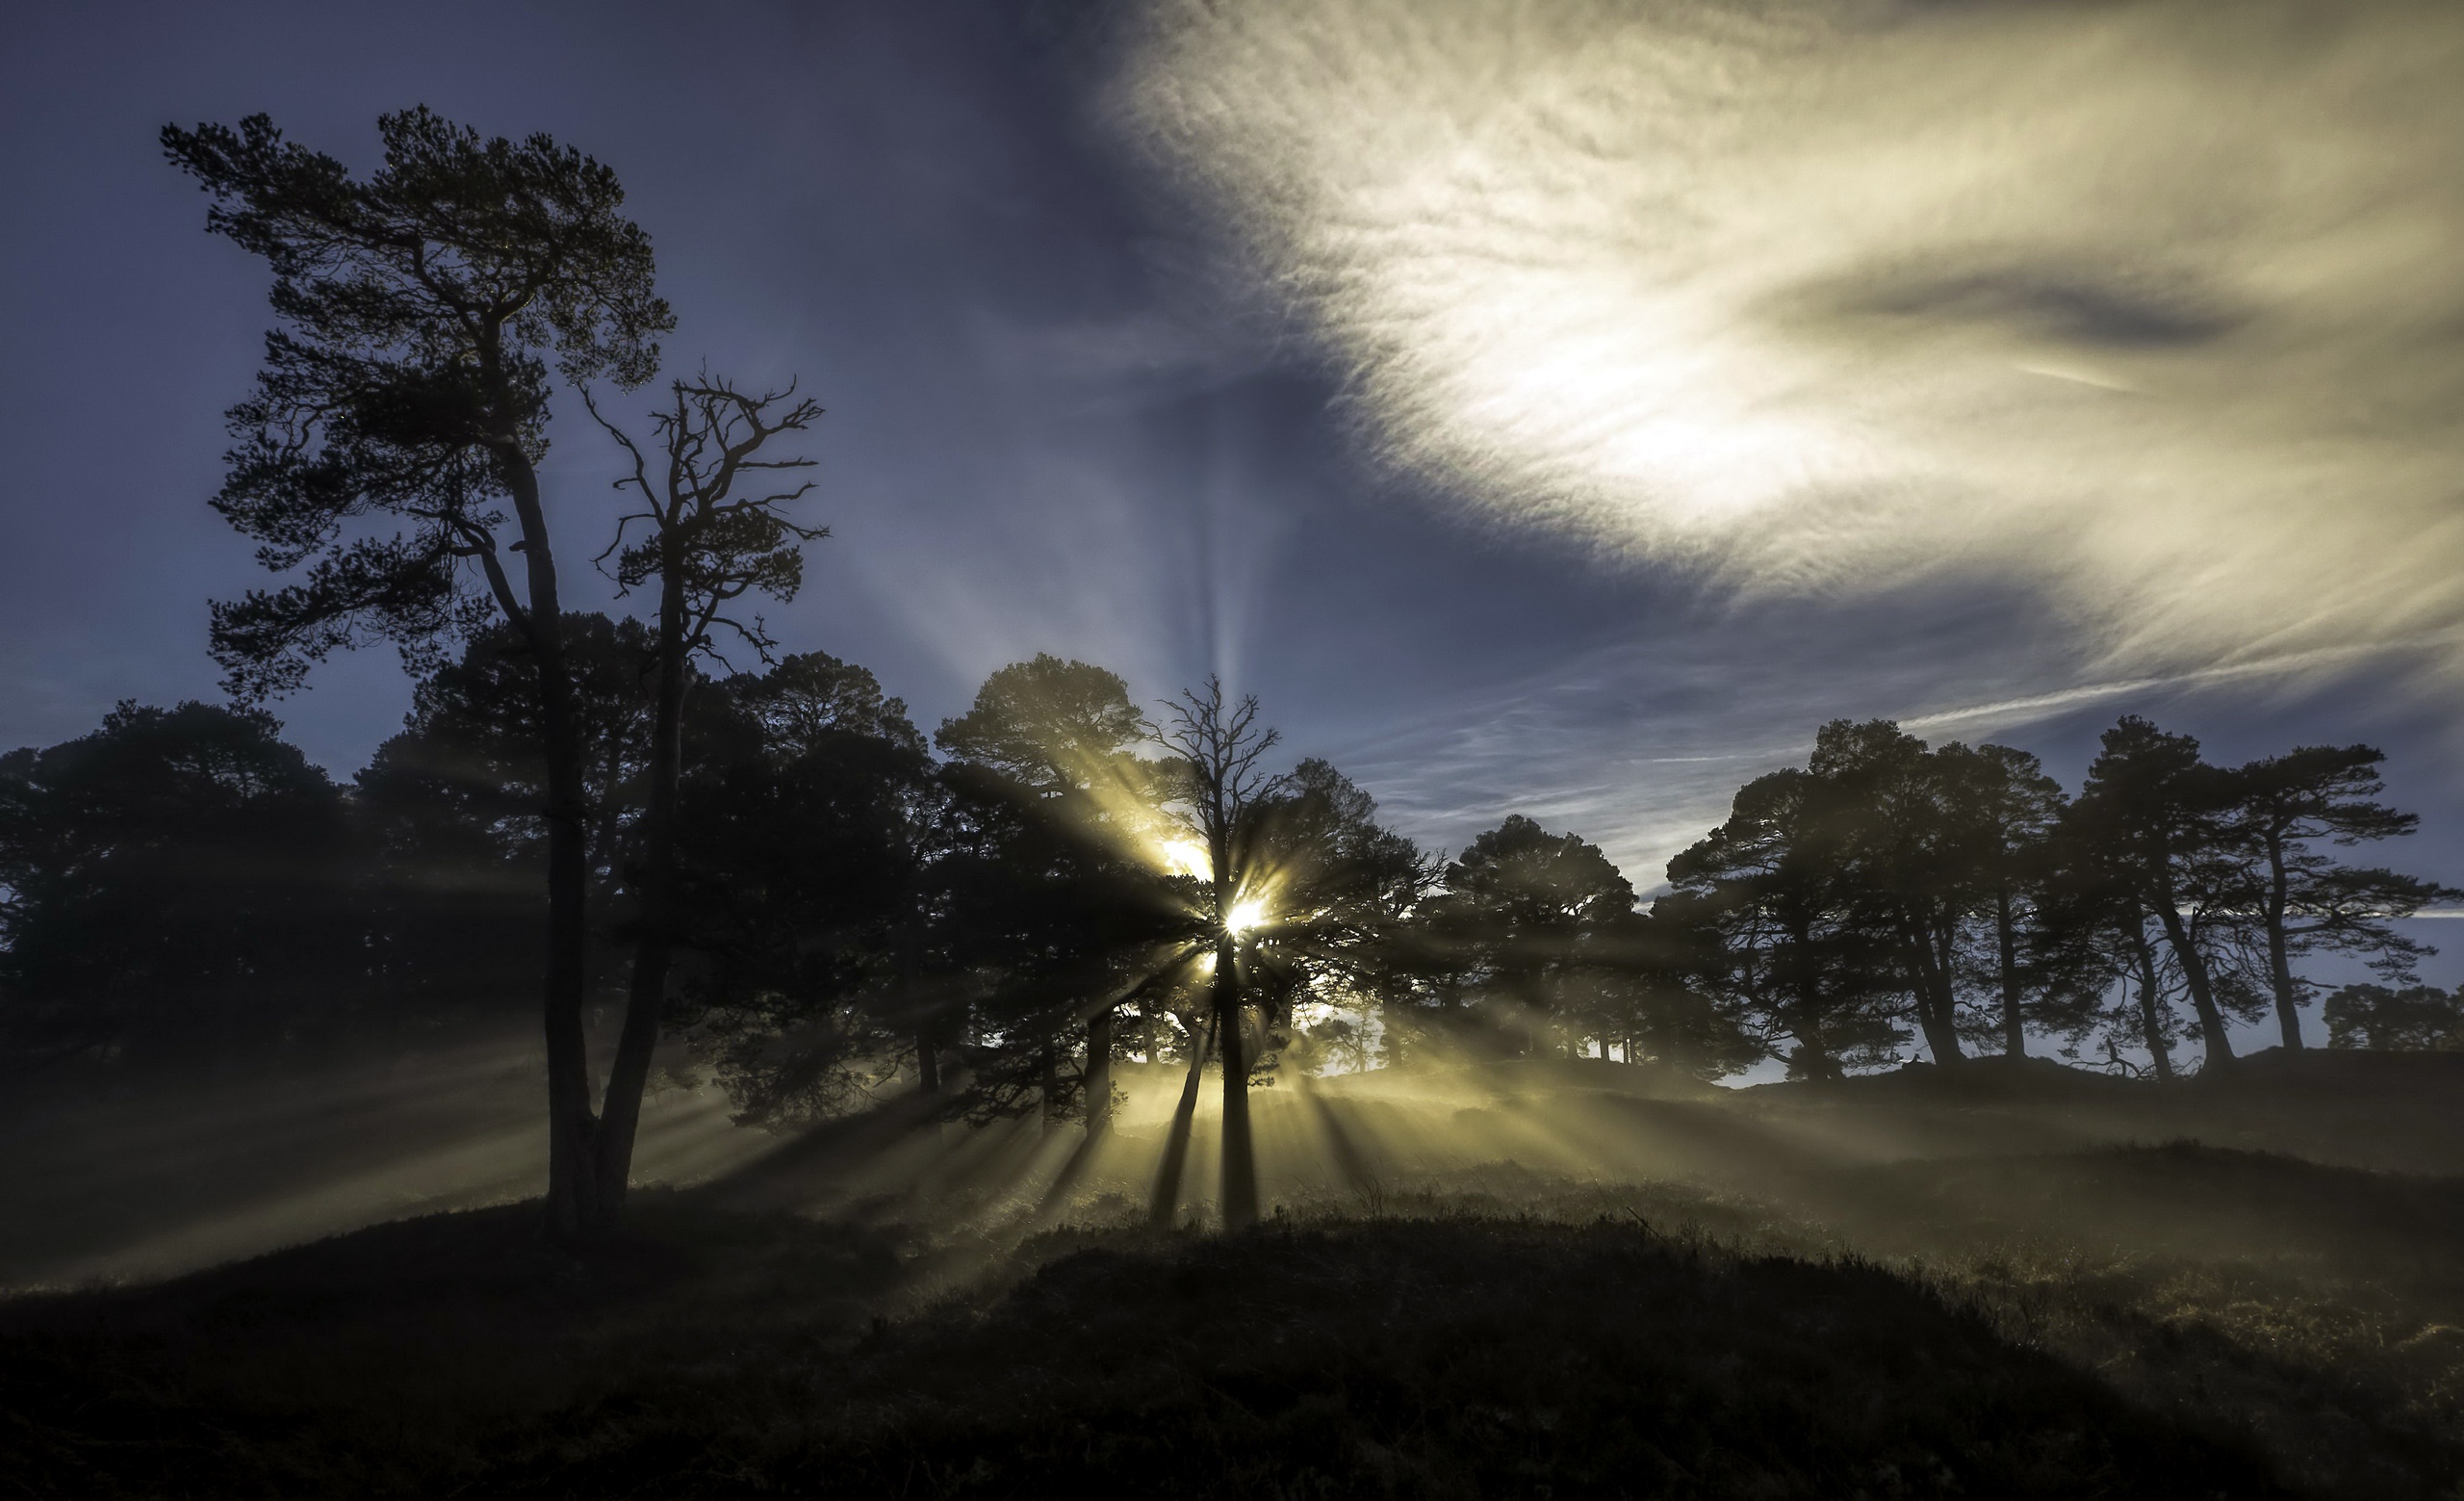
[4,1050,2460,1498]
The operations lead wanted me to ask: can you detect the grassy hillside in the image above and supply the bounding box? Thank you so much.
[5,1052,2462,1498]
[5,1192,2296,1500]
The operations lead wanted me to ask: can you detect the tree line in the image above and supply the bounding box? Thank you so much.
[1656,717,2454,1079]
[6,646,2456,1165]
[9,106,2449,1241]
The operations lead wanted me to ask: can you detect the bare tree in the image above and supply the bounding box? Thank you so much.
[1155,677,1284,1230]
[587,377,825,1217]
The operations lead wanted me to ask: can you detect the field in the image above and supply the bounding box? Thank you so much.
[4,1049,2461,1498]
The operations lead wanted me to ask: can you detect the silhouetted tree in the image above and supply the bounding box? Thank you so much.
[2321,983,2464,1050]
[164,108,673,1238]
[938,654,1154,802]
[1936,741,2068,1057]
[1662,769,1899,1078]
[588,376,826,1213]
[1239,759,1435,1069]
[1420,815,1642,1058]
[354,614,670,1036]
[367,614,660,899]
[1155,677,1285,1230]
[2227,745,2451,1049]
[2072,718,2257,1070]
[2035,795,2184,1081]
[676,655,932,1125]
[931,658,1179,1131]
[732,650,922,755]
[1807,721,1975,1064]
[0,704,368,1066]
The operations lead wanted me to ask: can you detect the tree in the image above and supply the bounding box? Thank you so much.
[730,650,924,756]
[369,613,660,895]
[2321,983,2464,1051]
[0,703,369,1068]
[1662,768,1898,1078]
[165,108,673,1237]
[1420,815,1643,1059]
[1240,759,1436,1070]
[588,376,826,1214]
[2037,791,2184,1081]
[2073,717,2255,1070]
[1154,677,1286,1230]
[351,611,690,1048]
[1806,721,1973,1065]
[930,658,1178,1128]
[2229,745,2451,1049]
[937,654,1154,805]
[1935,742,2068,1058]
[676,656,934,1126]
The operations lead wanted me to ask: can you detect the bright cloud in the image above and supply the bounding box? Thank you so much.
[1116,0,2464,675]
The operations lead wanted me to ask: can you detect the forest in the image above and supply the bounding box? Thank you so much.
[7,642,2459,1141]
[6,104,2464,1500]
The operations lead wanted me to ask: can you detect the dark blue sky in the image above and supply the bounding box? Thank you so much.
[6,0,2459,1005]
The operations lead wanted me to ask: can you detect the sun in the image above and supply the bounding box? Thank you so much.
[1225,897,1268,935]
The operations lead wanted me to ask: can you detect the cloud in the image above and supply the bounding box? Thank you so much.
[1115,0,2464,674]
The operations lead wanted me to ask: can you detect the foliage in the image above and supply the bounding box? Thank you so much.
[166,104,682,1235]
[162,108,671,697]
[937,655,1153,804]
[2235,745,2455,1046]
[0,703,366,1065]
[925,659,1183,1126]
[1661,766,1904,1078]
[675,655,935,1124]
[2323,983,2464,1051]
[365,612,660,882]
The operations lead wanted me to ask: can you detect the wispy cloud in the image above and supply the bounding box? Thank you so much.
[1319,607,2430,889]
[1117,0,2464,679]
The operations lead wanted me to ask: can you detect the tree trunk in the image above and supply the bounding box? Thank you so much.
[2151,897,2235,1068]
[1087,1007,1114,1135]
[1907,926,1964,1065]
[1040,1036,1059,1126]
[1149,1013,1215,1226]
[1915,989,1964,1065]
[2262,834,2304,1049]
[499,447,602,1244]
[539,657,601,1241]
[1217,933,1259,1230]
[2130,922,2176,1084]
[591,561,692,1227]
[916,1020,941,1094]
[1788,987,1841,1079]
[1996,890,2026,1058]
[1782,921,1841,1078]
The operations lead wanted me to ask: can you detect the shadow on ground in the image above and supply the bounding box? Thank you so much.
[1,1201,2293,1500]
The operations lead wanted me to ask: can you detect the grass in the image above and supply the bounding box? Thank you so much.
[7,1055,2464,1497]
[5,1196,2293,1500]
[4,1159,2451,1498]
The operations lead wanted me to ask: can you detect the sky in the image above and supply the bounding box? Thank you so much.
[5,0,2462,993]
